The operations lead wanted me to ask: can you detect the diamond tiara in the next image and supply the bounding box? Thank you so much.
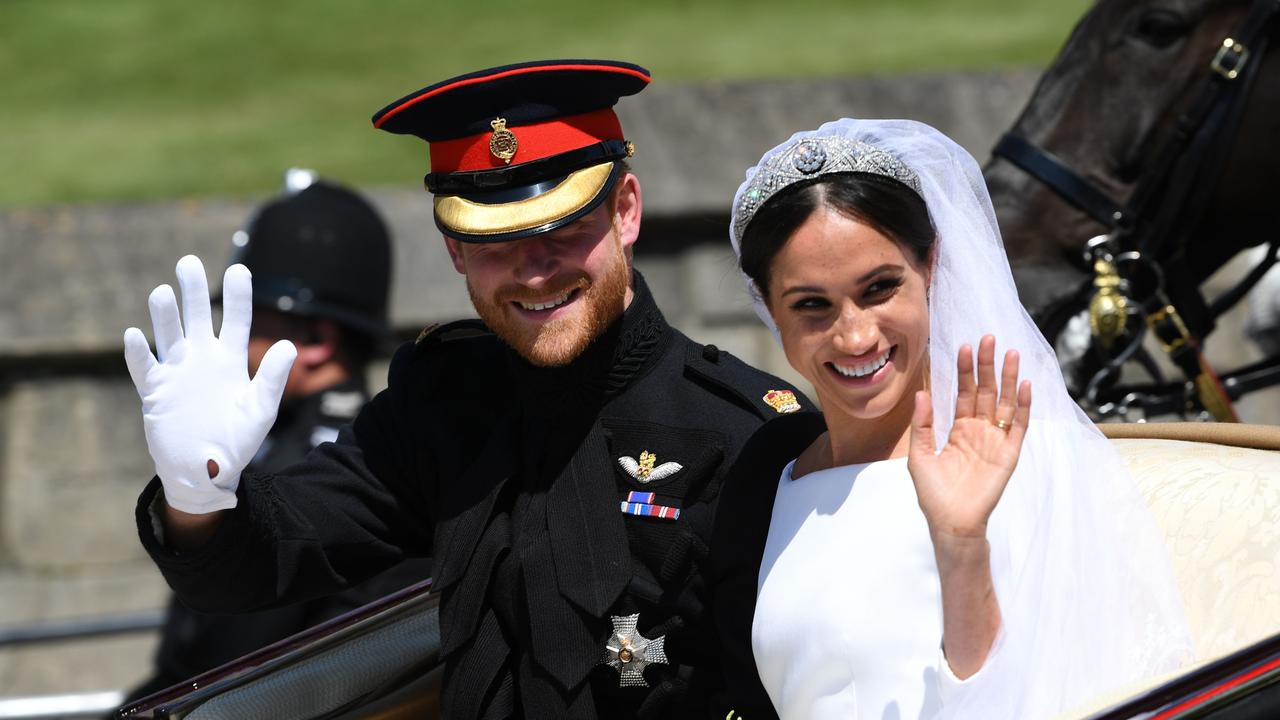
[733,136,923,246]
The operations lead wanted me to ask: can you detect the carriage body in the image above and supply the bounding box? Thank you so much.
[117,424,1280,719]
[1072,422,1280,719]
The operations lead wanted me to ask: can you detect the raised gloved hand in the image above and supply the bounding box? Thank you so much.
[123,255,297,514]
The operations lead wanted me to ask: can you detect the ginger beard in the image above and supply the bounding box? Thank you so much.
[467,229,631,367]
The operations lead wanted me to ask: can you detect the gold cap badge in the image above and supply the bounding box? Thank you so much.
[489,117,518,164]
[763,389,801,414]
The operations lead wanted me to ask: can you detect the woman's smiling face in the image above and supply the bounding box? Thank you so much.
[766,205,932,423]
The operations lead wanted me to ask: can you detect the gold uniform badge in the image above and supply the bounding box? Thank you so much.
[763,389,801,414]
[617,450,683,483]
[488,117,518,164]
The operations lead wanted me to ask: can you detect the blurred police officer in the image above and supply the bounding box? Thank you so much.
[123,172,430,703]
[124,61,818,718]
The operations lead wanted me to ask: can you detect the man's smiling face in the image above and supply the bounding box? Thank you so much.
[443,173,642,367]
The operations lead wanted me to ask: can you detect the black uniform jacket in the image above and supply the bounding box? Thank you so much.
[124,379,431,703]
[706,412,827,720]
[135,272,813,719]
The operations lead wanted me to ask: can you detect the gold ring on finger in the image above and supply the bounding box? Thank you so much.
[996,419,1011,431]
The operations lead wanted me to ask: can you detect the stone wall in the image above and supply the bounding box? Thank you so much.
[1,69,1275,703]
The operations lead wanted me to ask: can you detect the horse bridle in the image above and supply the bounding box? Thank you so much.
[992,0,1280,421]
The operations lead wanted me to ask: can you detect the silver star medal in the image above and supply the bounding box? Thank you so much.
[600,613,668,687]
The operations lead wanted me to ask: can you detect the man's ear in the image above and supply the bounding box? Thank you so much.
[612,172,642,252]
[443,235,467,274]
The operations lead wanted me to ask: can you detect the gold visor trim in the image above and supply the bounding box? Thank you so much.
[434,162,614,237]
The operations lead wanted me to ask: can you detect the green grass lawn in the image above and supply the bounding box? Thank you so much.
[0,0,1091,208]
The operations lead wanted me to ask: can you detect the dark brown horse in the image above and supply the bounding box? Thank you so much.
[984,0,1280,417]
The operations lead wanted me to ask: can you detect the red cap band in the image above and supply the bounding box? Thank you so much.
[429,109,624,174]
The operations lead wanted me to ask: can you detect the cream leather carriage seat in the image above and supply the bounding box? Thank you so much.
[1102,422,1280,662]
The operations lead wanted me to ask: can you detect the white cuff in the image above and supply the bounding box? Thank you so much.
[157,471,240,515]
[937,646,986,706]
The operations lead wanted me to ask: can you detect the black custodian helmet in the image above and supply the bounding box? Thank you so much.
[229,171,393,339]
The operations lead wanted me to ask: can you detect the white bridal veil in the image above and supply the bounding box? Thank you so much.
[729,119,1192,718]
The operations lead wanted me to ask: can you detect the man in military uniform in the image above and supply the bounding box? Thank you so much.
[123,60,812,718]
[123,174,430,703]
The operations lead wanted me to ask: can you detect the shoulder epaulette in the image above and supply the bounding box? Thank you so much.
[390,319,500,390]
[414,319,494,348]
[683,342,813,420]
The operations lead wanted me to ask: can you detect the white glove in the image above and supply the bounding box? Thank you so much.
[123,255,297,514]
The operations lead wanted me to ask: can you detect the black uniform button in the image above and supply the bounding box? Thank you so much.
[702,344,721,362]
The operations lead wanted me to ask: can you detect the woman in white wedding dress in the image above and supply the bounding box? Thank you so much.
[707,119,1192,720]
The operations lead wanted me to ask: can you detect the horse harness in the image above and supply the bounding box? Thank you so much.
[993,0,1280,421]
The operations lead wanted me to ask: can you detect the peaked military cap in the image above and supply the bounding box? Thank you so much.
[371,59,650,243]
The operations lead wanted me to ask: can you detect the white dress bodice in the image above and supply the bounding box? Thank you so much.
[752,457,965,720]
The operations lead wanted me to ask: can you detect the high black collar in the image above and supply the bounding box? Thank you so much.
[510,270,671,418]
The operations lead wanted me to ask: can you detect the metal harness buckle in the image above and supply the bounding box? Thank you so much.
[1148,304,1192,354]
[1211,37,1249,80]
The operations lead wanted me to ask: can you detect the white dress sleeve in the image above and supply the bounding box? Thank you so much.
[935,634,997,707]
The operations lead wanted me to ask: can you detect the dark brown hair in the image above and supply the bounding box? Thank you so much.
[739,172,934,300]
